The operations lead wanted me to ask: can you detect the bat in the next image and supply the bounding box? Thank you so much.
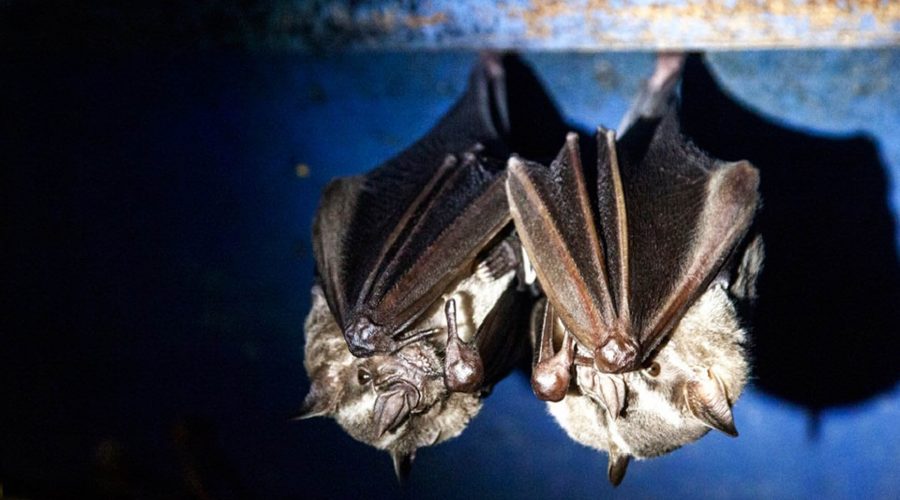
[535,234,760,485]
[297,244,528,482]
[311,52,566,392]
[508,54,762,484]
[297,52,565,480]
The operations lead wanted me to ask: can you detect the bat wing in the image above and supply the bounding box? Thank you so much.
[617,108,759,358]
[506,135,617,354]
[311,175,364,327]
[363,153,511,331]
[508,107,759,372]
[314,53,564,356]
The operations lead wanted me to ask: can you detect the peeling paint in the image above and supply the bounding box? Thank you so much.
[3,0,898,51]
[504,0,900,49]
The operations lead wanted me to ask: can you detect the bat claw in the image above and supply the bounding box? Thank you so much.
[532,362,570,402]
[594,336,639,373]
[531,313,575,402]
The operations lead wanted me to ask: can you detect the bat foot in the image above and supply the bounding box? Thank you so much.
[649,52,686,92]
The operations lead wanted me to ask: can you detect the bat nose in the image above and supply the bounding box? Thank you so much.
[594,336,639,373]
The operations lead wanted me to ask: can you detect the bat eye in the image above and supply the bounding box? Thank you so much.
[646,362,661,377]
[357,368,372,385]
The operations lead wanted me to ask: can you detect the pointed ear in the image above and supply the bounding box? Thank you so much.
[607,450,630,487]
[291,383,334,420]
[390,449,416,485]
[684,368,738,437]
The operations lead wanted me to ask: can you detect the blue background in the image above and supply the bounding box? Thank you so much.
[3,50,899,498]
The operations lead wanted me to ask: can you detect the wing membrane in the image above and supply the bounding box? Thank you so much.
[312,176,363,326]
[313,54,568,354]
[618,110,759,353]
[506,142,615,353]
[508,106,759,370]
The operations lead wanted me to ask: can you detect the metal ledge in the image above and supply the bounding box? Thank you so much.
[282,0,900,50]
[3,1,899,51]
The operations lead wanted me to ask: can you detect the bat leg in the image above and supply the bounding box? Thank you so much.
[648,51,686,93]
[443,298,485,393]
[476,237,519,281]
[531,302,574,402]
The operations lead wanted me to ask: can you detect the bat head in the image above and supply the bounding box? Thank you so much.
[547,237,762,485]
[297,284,482,481]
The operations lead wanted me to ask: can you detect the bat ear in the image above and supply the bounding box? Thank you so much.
[390,449,416,485]
[606,449,630,487]
[291,383,334,420]
[684,368,738,437]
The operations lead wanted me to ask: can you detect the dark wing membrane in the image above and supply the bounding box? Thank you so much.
[338,58,510,318]
[593,128,631,324]
[367,155,512,329]
[311,176,364,326]
[618,109,759,353]
[506,139,615,353]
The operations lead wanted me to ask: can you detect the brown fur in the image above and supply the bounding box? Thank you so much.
[302,266,515,459]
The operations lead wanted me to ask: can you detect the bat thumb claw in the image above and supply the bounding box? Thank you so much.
[531,360,571,402]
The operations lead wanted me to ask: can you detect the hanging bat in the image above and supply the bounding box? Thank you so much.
[535,234,760,485]
[311,52,566,392]
[507,54,762,484]
[297,245,528,482]
[297,52,565,480]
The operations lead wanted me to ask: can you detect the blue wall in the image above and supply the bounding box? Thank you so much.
[3,50,898,499]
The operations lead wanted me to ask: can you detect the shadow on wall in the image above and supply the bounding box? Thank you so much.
[679,55,900,412]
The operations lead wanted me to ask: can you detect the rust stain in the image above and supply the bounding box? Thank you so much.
[507,0,900,48]
[404,11,449,29]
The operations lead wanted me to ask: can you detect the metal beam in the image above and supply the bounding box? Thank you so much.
[287,0,900,51]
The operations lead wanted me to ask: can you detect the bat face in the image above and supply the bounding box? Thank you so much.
[299,256,518,477]
[543,236,762,484]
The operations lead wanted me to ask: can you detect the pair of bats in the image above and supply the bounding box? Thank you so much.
[298,53,762,487]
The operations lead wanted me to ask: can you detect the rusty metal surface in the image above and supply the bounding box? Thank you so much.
[4,0,899,51]
[285,0,900,50]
